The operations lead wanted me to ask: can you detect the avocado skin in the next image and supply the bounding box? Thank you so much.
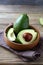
[13,14,29,34]
[15,38,21,43]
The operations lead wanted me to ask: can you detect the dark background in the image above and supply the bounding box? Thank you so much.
[0,0,43,5]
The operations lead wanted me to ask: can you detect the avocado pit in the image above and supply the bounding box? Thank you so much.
[23,33,32,42]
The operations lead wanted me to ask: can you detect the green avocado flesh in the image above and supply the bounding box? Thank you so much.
[13,14,29,34]
[17,29,37,44]
[39,18,43,26]
[7,28,16,41]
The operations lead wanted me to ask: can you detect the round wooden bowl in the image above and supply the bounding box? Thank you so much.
[4,24,40,51]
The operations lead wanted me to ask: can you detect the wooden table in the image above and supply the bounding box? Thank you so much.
[0,5,43,65]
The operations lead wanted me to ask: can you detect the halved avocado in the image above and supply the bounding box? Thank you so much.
[39,18,43,26]
[7,28,16,41]
[13,14,29,34]
[17,29,37,44]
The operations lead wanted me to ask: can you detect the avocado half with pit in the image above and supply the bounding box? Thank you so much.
[13,14,29,34]
[17,29,38,44]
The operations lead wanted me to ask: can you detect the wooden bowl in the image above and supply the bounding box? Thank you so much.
[4,24,40,51]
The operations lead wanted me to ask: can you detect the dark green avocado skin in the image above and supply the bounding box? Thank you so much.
[13,14,29,34]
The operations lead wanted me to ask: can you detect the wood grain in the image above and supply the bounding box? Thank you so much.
[0,5,43,14]
[0,5,43,65]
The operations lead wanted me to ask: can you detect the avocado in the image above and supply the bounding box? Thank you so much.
[17,29,37,44]
[39,18,43,26]
[13,14,29,34]
[7,28,16,41]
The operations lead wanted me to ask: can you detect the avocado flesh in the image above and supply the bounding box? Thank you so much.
[17,29,37,44]
[7,28,16,41]
[13,14,29,34]
[39,18,43,26]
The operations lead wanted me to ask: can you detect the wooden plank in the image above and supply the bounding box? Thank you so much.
[0,13,43,24]
[0,5,43,14]
[0,5,43,64]
[0,47,22,64]
[0,46,43,65]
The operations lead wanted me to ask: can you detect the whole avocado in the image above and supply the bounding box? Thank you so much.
[13,14,29,34]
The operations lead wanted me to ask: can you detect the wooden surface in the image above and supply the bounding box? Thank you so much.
[0,5,43,65]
